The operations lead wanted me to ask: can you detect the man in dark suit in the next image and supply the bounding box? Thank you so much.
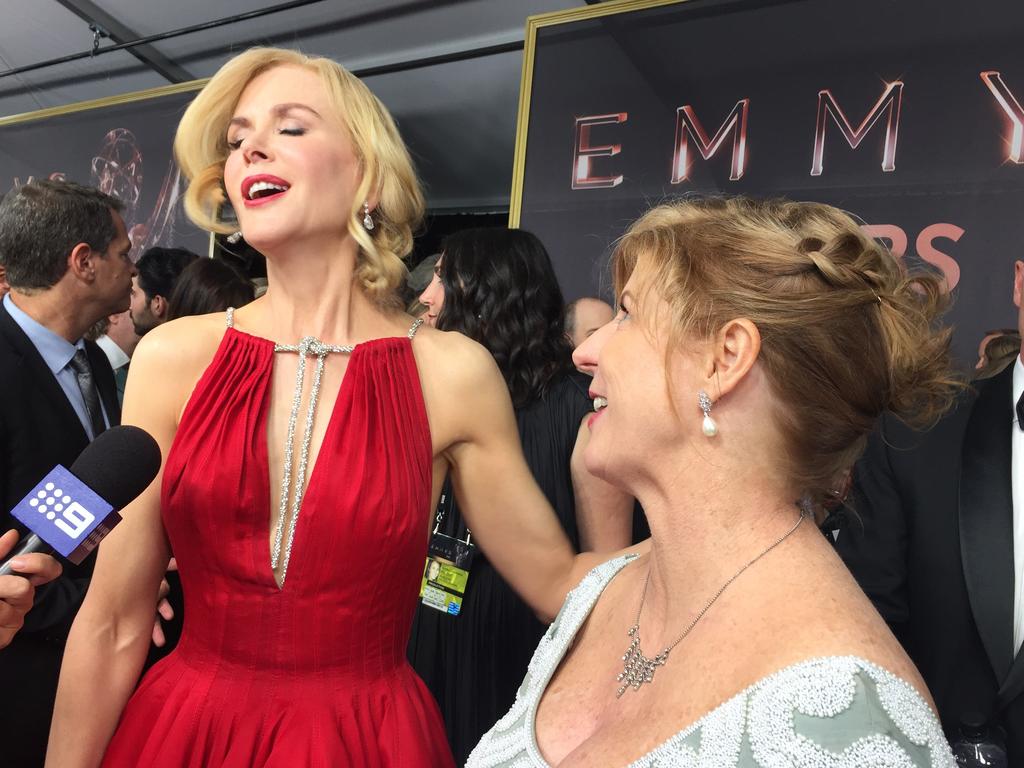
[0,179,134,766]
[836,259,1024,760]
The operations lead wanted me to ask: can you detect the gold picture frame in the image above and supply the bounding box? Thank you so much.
[509,0,688,226]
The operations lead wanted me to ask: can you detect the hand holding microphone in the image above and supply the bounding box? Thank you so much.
[0,425,160,649]
[0,425,161,577]
[0,530,62,650]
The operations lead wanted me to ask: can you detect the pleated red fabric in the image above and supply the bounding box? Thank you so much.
[101,326,453,767]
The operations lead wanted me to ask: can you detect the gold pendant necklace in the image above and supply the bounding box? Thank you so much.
[616,509,807,698]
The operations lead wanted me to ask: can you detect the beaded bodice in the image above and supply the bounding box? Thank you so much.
[467,556,956,768]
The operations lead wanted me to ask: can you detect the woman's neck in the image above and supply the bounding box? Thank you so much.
[627,466,813,647]
[243,236,394,343]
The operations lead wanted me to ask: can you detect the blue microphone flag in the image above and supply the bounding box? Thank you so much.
[10,465,118,564]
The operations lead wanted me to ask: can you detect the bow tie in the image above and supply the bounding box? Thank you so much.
[1018,390,1024,430]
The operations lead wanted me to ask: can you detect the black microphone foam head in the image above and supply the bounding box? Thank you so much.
[69,425,162,510]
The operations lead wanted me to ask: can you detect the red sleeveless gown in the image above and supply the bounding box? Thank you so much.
[101,322,454,767]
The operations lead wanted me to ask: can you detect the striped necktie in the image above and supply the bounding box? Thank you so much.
[68,348,106,438]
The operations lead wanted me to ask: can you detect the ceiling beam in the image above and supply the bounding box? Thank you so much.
[54,0,193,83]
[354,40,523,78]
[0,0,327,83]
[168,0,474,69]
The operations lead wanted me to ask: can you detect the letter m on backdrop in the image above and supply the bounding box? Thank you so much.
[671,99,750,183]
[811,81,903,176]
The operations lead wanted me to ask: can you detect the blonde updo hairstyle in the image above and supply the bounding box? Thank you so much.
[174,47,424,307]
[614,196,960,510]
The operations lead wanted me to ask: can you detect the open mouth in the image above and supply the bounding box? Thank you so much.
[593,396,607,412]
[242,176,291,203]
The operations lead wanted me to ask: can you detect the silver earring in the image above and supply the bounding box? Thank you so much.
[226,231,242,244]
[698,390,718,437]
[362,201,374,231]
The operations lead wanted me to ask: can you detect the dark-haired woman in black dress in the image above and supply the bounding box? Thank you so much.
[409,227,633,764]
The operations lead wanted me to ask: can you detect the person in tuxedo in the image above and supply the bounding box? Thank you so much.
[836,258,1024,759]
[0,179,133,767]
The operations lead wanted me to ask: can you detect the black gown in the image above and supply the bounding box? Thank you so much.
[407,371,592,766]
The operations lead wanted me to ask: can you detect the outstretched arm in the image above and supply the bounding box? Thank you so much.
[46,321,202,767]
[431,335,643,622]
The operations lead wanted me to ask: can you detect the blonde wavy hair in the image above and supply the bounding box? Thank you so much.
[174,47,424,306]
[613,196,961,508]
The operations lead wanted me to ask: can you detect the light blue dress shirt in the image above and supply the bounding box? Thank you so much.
[3,294,110,439]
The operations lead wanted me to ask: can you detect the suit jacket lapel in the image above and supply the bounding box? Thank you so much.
[0,302,89,445]
[959,364,1016,686]
[999,643,1024,711]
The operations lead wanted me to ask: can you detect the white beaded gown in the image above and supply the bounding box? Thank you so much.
[467,556,956,768]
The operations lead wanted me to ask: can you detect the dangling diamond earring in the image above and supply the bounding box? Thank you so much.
[362,200,375,231]
[698,390,718,437]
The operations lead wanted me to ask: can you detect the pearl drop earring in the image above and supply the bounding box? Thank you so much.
[698,390,718,437]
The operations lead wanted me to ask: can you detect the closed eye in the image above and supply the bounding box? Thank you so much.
[226,125,303,151]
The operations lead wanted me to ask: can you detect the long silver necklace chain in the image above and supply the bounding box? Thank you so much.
[271,336,353,586]
[266,319,424,587]
[616,510,808,698]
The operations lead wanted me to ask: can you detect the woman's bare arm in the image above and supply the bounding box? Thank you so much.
[422,332,644,622]
[46,318,214,767]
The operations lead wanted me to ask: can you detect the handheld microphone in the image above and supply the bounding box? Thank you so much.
[0,425,161,576]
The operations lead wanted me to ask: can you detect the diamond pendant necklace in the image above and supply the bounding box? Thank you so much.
[616,509,808,698]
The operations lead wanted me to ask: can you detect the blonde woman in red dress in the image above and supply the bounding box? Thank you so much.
[47,48,621,768]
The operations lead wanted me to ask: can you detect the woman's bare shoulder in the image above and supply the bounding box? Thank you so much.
[412,325,513,448]
[751,557,933,705]
[130,312,228,379]
[413,324,498,382]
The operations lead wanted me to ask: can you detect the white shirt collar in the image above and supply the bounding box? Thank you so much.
[1010,356,1024,655]
[1014,356,1024,421]
[94,334,130,370]
[3,292,83,374]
